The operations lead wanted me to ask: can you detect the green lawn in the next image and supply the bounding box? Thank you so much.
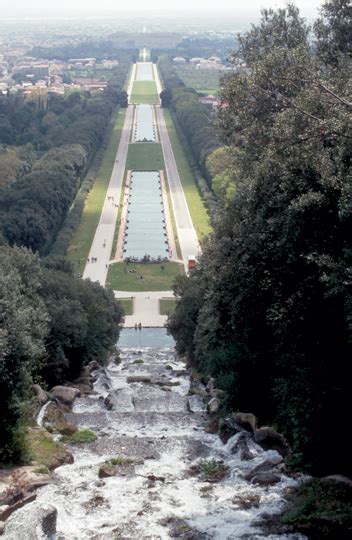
[131,81,159,104]
[126,143,165,171]
[175,65,221,95]
[117,298,134,315]
[67,108,126,272]
[159,298,177,315]
[107,261,184,291]
[163,109,211,237]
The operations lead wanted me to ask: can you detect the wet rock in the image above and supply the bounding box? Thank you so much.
[0,520,4,534]
[207,397,220,414]
[244,456,283,481]
[232,493,261,509]
[189,374,207,397]
[251,472,281,486]
[321,475,352,487]
[127,375,151,383]
[0,493,37,522]
[210,388,225,399]
[42,402,77,436]
[218,416,243,443]
[73,376,93,390]
[206,377,215,394]
[98,464,116,478]
[230,432,255,460]
[88,360,100,373]
[254,427,290,457]
[148,377,180,387]
[188,395,206,413]
[204,416,219,433]
[32,385,48,407]
[2,502,57,539]
[104,393,114,411]
[233,412,257,433]
[49,386,81,409]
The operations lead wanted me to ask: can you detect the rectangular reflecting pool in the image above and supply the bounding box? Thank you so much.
[123,171,169,260]
[134,105,156,142]
[136,62,154,81]
[118,327,175,348]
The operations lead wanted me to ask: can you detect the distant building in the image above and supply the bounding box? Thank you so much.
[199,95,220,110]
[173,56,187,63]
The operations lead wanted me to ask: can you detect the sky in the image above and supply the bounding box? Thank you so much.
[0,0,323,19]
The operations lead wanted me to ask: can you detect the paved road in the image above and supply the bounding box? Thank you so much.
[155,105,200,270]
[126,64,136,100]
[114,290,174,327]
[83,105,134,285]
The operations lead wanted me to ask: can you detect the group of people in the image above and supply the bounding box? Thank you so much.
[134,322,143,330]
[88,257,98,263]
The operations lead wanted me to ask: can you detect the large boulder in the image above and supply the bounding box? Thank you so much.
[251,472,281,486]
[244,456,283,481]
[42,402,77,436]
[230,432,255,461]
[206,377,215,394]
[254,427,290,457]
[188,395,207,413]
[207,397,220,415]
[2,502,57,539]
[218,417,242,443]
[32,385,48,407]
[233,412,257,433]
[87,360,100,372]
[49,386,81,409]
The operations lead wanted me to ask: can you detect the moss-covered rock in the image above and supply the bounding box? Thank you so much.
[280,478,352,539]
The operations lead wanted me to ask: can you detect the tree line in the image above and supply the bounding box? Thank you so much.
[0,247,123,464]
[0,61,129,255]
[168,0,352,475]
[0,62,130,464]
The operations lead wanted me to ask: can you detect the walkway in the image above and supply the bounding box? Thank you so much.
[156,106,200,271]
[114,290,174,327]
[83,105,134,286]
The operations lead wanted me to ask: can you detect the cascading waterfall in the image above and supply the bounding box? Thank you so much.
[10,334,306,539]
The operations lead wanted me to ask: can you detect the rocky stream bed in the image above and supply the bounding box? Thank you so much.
[1,344,308,539]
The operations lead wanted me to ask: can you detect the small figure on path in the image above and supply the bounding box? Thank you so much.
[138,322,142,330]
[135,323,138,330]
[87,258,90,263]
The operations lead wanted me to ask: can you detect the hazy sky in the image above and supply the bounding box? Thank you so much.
[1,0,323,18]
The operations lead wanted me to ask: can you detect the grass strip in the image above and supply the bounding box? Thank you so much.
[117,298,134,315]
[163,109,211,238]
[131,81,159,104]
[159,298,177,315]
[67,108,126,273]
[126,143,165,171]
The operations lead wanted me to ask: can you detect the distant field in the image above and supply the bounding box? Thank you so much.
[175,65,223,95]
[131,81,159,104]
[67,108,126,272]
[126,143,165,171]
[107,261,184,291]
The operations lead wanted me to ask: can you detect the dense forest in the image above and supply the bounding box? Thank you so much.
[0,63,129,464]
[169,0,352,475]
[0,61,129,254]
[159,56,220,175]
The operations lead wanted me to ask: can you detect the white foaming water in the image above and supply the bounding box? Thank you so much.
[36,400,51,427]
[30,347,307,539]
